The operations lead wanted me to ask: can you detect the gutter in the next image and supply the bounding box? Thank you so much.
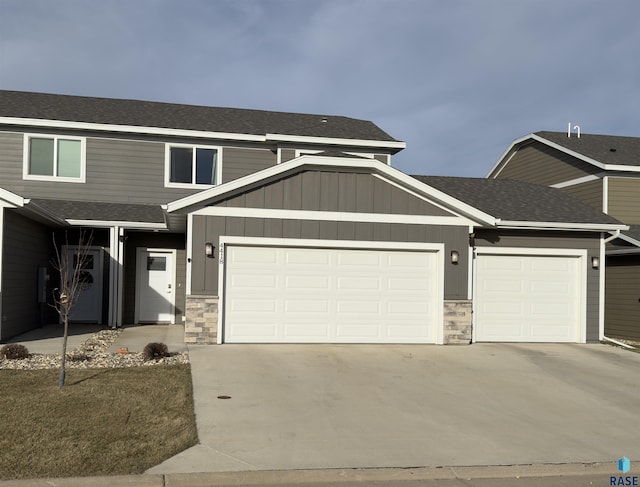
[494,219,629,232]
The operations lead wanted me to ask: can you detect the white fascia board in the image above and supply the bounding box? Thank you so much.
[495,219,629,232]
[0,187,25,207]
[613,232,640,248]
[23,200,68,225]
[192,206,473,226]
[606,247,640,255]
[486,133,535,177]
[551,174,602,189]
[65,219,167,229]
[168,154,495,226]
[0,117,266,142]
[265,133,406,151]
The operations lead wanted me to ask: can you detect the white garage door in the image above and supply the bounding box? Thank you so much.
[475,253,583,342]
[223,245,440,343]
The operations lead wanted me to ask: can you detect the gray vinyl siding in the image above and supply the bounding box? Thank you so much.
[190,215,468,299]
[561,179,603,210]
[220,171,455,216]
[608,178,640,224]
[122,232,186,324]
[605,255,640,341]
[474,229,601,342]
[0,130,275,204]
[1,210,52,341]
[221,147,276,183]
[495,142,599,185]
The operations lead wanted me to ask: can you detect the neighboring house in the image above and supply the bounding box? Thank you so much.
[0,92,626,345]
[488,131,640,340]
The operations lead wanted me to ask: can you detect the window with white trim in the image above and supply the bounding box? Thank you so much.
[165,144,221,187]
[23,134,85,181]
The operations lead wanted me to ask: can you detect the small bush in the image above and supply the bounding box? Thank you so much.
[1,344,30,360]
[143,342,170,361]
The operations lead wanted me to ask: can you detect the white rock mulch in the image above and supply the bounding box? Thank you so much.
[0,329,189,370]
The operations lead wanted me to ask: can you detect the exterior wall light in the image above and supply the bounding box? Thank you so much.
[451,250,459,264]
[205,242,215,258]
[591,256,599,269]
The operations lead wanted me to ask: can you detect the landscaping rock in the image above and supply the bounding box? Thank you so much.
[0,329,188,370]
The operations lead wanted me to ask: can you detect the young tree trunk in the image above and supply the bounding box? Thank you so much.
[59,312,69,388]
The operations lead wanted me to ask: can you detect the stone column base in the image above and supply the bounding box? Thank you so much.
[443,300,472,344]
[185,295,219,344]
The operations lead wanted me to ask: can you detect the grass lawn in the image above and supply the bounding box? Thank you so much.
[0,364,198,480]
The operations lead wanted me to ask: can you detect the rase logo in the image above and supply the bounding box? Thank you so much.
[611,457,638,486]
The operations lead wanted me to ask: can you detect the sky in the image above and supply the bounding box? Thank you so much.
[0,0,639,177]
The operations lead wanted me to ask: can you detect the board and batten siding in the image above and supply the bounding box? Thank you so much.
[560,179,603,210]
[1,210,52,341]
[605,255,640,341]
[221,147,276,183]
[474,229,601,341]
[607,177,640,224]
[219,171,454,216]
[190,215,468,299]
[495,142,599,185]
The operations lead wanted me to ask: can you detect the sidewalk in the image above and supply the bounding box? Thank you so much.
[0,462,623,486]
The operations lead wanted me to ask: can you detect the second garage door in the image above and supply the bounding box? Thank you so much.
[223,245,441,343]
[475,252,584,342]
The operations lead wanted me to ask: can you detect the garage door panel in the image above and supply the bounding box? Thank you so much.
[224,245,439,343]
[476,253,582,343]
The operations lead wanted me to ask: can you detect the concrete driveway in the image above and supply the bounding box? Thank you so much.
[148,343,640,474]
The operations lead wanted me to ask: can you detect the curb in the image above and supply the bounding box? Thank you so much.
[0,461,620,486]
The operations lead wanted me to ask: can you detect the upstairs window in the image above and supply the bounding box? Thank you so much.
[24,135,85,181]
[166,144,220,187]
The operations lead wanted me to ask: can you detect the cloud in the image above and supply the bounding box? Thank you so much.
[1,0,639,177]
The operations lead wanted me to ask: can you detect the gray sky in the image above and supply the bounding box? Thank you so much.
[1,0,638,177]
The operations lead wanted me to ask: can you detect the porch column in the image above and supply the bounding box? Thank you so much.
[108,226,125,327]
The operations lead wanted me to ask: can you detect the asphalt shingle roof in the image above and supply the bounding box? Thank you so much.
[0,90,398,142]
[28,199,165,224]
[536,131,640,167]
[412,175,622,225]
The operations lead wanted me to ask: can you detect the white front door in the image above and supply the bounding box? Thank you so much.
[68,248,103,323]
[136,249,175,323]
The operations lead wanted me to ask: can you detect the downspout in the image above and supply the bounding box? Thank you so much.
[602,336,635,350]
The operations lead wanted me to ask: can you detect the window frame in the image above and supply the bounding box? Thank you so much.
[23,134,87,183]
[164,143,222,189]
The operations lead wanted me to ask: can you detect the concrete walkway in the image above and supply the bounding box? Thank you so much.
[4,324,186,355]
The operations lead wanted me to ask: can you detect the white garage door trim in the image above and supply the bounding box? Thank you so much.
[217,237,445,344]
[473,247,587,343]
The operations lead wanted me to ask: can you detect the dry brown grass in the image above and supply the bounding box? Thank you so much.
[0,364,198,480]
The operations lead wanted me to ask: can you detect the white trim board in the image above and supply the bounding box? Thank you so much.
[216,236,445,345]
[0,117,405,152]
[191,206,473,226]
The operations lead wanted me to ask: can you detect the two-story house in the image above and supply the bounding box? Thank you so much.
[488,131,640,341]
[0,92,625,346]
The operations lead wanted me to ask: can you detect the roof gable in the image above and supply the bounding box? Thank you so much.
[489,131,640,177]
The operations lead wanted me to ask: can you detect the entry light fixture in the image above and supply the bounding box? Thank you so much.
[451,250,459,264]
[205,242,215,258]
[591,256,600,269]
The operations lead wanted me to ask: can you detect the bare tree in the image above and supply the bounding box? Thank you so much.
[51,230,93,388]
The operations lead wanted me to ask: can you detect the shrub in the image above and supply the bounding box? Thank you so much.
[143,342,170,361]
[67,353,91,362]
[1,344,30,360]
